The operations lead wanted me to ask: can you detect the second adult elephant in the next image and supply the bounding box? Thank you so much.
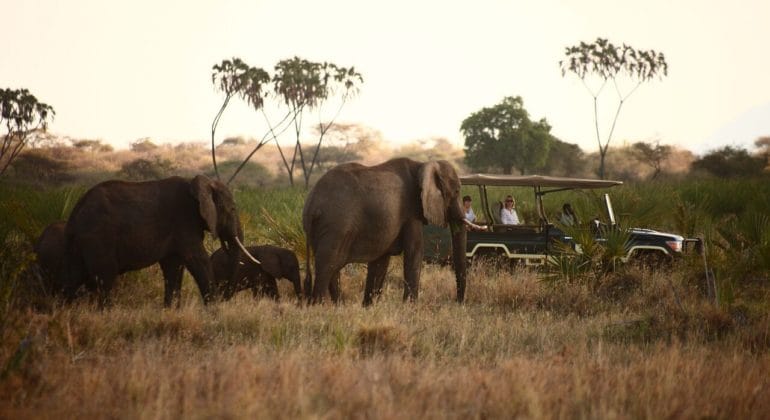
[211,244,302,301]
[303,158,468,306]
[64,175,259,306]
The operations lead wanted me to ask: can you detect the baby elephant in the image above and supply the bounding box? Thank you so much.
[33,221,68,294]
[211,245,302,301]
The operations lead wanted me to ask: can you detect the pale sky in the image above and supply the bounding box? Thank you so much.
[3,0,770,154]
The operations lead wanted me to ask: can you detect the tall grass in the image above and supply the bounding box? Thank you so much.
[2,177,770,418]
[1,262,768,418]
[234,187,307,258]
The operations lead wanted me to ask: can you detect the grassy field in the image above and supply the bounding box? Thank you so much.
[1,179,769,418]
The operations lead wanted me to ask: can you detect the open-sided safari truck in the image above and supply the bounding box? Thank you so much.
[423,174,702,266]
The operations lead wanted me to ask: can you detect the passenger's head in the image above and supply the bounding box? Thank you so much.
[462,195,472,209]
[504,195,515,208]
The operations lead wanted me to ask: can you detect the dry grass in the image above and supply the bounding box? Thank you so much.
[2,263,769,419]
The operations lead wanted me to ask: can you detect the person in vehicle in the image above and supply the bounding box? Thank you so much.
[500,195,521,225]
[463,195,476,223]
[559,203,578,226]
[463,195,488,231]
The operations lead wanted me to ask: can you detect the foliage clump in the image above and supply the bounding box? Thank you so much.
[118,157,176,181]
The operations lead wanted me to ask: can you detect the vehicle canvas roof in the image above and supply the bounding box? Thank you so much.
[460,174,623,189]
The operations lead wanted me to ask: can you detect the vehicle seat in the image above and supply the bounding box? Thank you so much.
[492,201,503,224]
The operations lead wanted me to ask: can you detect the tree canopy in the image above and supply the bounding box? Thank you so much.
[691,146,766,178]
[540,138,589,177]
[461,96,554,175]
[560,38,668,179]
[210,56,363,187]
[1,88,55,176]
[631,140,672,180]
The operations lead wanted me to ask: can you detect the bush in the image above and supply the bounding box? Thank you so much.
[691,146,766,178]
[129,138,159,154]
[118,157,176,180]
[9,151,73,184]
[210,160,272,188]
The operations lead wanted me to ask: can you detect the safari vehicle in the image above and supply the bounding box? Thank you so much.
[424,174,701,266]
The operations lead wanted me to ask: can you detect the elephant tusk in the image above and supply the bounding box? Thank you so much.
[235,237,261,265]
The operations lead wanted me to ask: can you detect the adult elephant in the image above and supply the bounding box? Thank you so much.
[64,175,258,306]
[211,244,302,301]
[303,158,468,306]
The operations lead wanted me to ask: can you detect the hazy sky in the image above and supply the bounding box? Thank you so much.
[3,0,769,154]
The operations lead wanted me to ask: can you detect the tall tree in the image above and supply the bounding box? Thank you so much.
[210,58,271,182]
[540,138,588,177]
[271,57,363,187]
[631,140,672,180]
[210,56,362,187]
[560,38,668,179]
[1,88,55,176]
[461,96,553,175]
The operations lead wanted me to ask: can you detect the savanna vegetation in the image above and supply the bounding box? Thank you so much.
[2,163,769,417]
[2,41,769,416]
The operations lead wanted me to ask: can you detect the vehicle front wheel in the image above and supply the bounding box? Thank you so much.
[631,250,673,271]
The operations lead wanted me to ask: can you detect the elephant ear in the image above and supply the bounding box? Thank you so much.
[420,161,446,227]
[191,175,218,239]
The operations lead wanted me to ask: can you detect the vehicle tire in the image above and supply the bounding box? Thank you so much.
[632,250,673,271]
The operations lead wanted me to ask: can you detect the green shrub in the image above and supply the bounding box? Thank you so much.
[234,187,306,258]
[209,160,273,188]
[8,151,73,185]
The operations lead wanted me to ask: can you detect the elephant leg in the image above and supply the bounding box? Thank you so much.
[160,256,185,308]
[329,271,341,304]
[401,222,424,302]
[263,275,279,301]
[62,256,86,301]
[183,246,213,304]
[311,245,346,304]
[312,265,343,304]
[86,272,117,308]
[81,240,118,307]
[363,255,390,307]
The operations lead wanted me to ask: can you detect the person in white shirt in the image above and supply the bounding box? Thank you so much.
[462,195,488,231]
[500,195,522,225]
[463,195,476,223]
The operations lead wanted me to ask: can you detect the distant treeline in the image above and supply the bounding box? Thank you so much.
[3,129,769,188]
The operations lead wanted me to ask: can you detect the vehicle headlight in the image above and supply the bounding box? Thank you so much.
[666,240,682,253]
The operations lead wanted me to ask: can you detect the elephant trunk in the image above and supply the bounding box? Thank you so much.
[216,216,248,300]
[450,221,467,303]
[223,241,241,299]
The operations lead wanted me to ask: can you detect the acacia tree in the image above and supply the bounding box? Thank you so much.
[461,96,554,175]
[210,58,271,182]
[560,38,668,179]
[1,88,55,176]
[631,140,672,180]
[271,57,363,187]
[210,57,362,187]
